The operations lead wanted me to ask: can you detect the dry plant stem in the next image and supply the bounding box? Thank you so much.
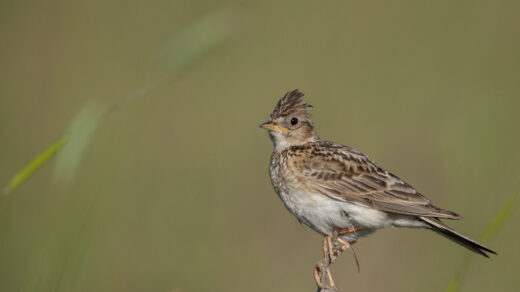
[315,234,341,291]
[314,239,325,288]
[315,228,364,291]
[326,268,336,288]
[325,236,337,287]
[314,236,335,290]
[315,259,338,292]
[317,287,339,292]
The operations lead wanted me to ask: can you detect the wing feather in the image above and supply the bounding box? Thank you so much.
[288,141,461,219]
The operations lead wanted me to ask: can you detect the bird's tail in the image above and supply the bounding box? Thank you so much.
[420,217,497,258]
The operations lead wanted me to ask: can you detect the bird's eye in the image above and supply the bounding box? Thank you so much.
[290,117,298,125]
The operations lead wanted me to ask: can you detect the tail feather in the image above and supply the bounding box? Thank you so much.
[420,217,497,258]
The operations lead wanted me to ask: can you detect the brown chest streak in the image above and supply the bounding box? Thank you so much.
[284,149,310,189]
[276,151,292,191]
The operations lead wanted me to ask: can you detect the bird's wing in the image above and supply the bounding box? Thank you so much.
[289,142,461,219]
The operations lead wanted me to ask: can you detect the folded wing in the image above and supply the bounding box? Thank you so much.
[289,142,461,219]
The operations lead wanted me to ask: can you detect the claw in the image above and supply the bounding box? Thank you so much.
[314,265,323,288]
[337,238,360,272]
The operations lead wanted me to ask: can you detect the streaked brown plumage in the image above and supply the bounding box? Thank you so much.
[260,89,496,290]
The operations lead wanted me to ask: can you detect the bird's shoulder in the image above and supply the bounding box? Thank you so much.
[284,140,383,176]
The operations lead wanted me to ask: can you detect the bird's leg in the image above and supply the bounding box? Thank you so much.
[325,233,339,288]
[329,227,361,261]
[337,226,365,236]
[315,228,364,290]
[326,235,335,261]
[330,226,363,272]
[329,237,350,263]
[321,236,329,258]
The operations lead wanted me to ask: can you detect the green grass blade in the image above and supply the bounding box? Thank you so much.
[158,8,237,75]
[3,135,68,195]
[445,279,460,292]
[445,194,518,292]
[2,8,238,195]
[479,196,518,241]
[52,100,109,186]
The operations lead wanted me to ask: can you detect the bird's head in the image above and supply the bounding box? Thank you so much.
[260,89,318,150]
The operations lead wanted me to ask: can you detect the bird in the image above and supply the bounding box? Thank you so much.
[259,89,496,290]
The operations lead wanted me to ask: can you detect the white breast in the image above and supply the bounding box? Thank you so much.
[269,150,393,240]
[278,188,393,237]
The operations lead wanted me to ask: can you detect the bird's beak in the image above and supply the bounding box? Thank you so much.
[259,121,288,132]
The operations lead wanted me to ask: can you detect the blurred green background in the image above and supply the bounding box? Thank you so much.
[1,0,519,291]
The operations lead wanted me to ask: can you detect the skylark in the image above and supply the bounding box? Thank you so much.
[260,90,496,290]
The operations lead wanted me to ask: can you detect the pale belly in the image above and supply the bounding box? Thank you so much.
[277,189,394,241]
